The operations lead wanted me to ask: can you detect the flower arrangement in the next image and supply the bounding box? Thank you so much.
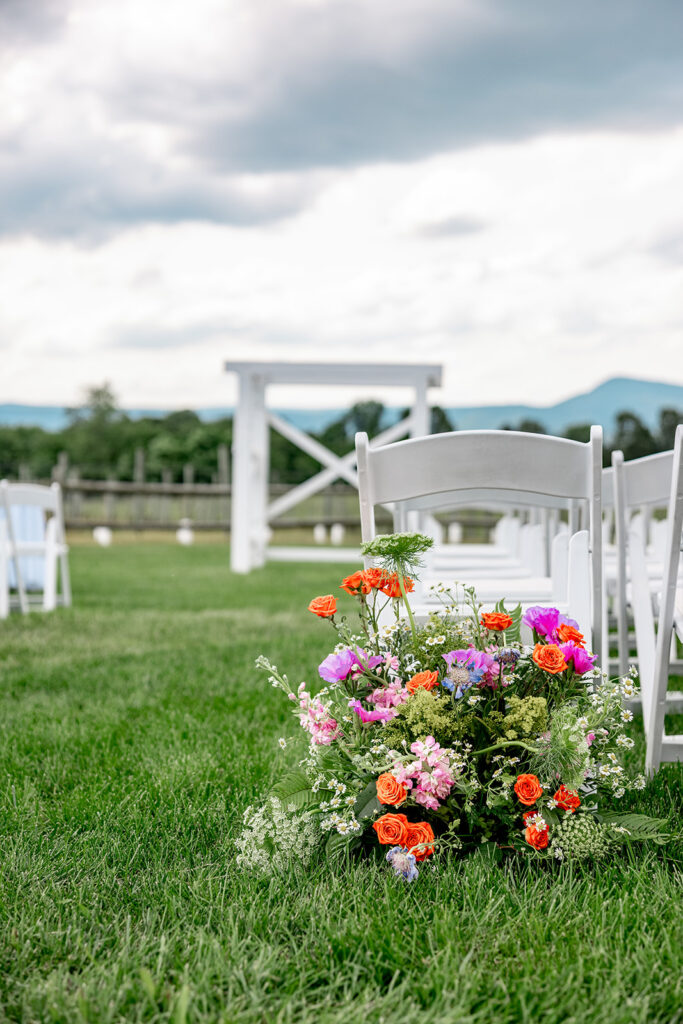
[237,533,674,880]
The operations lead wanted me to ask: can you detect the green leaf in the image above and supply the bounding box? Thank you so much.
[598,812,675,845]
[353,777,383,821]
[272,770,319,810]
[494,599,522,643]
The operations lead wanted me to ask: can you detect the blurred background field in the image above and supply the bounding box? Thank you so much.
[0,542,681,1022]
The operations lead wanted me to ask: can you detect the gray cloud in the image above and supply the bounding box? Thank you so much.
[186,0,683,173]
[2,0,683,242]
[415,216,486,239]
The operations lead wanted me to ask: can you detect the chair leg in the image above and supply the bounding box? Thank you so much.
[60,551,72,607]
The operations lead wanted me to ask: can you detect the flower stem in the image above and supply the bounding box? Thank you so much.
[397,571,418,644]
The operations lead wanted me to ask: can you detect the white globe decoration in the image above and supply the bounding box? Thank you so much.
[176,519,194,546]
[93,526,113,547]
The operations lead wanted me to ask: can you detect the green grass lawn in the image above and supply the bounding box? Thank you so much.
[0,543,681,1024]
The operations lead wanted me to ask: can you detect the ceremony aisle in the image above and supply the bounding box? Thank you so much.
[0,541,681,1023]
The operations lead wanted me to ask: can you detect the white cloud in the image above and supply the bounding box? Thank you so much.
[2,127,683,409]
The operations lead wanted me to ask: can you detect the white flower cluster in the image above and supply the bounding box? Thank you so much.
[235,797,320,874]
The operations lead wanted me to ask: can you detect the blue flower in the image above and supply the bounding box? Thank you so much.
[386,846,419,881]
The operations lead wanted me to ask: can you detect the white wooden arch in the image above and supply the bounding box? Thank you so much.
[224,361,442,573]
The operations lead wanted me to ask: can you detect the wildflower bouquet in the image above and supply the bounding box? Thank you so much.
[238,533,674,880]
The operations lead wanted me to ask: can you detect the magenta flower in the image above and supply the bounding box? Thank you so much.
[318,647,383,683]
[348,699,396,723]
[559,642,597,676]
[522,606,581,641]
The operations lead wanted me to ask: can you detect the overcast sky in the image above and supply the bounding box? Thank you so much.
[1,0,682,410]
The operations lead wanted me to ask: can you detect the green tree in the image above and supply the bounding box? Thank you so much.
[611,411,656,461]
[656,407,683,452]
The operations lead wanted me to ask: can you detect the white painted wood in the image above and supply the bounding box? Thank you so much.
[226,361,442,572]
[646,424,683,773]
[224,361,442,387]
[0,518,8,619]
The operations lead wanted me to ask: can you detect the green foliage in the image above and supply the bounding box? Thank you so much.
[271,769,320,809]
[382,689,470,750]
[493,598,522,643]
[497,695,548,740]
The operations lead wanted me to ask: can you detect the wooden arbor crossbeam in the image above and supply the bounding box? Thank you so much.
[224,361,443,573]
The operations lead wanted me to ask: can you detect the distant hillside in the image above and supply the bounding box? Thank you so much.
[1,377,681,436]
[443,377,683,433]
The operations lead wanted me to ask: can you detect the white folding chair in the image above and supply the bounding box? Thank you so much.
[0,481,72,612]
[0,517,9,619]
[356,428,603,658]
[614,426,683,773]
[611,447,683,676]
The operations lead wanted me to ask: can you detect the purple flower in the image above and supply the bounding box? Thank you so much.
[522,606,581,642]
[559,642,597,676]
[348,699,396,723]
[443,648,498,688]
[386,846,418,881]
[319,647,383,683]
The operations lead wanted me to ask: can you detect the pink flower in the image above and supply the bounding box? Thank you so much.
[586,731,595,747]
[368,679,409,710]
[348,699,396,723]
[393,735,456,810]
[298,691,339,744]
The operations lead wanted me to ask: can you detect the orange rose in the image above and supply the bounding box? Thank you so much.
[553,785,581,813]
[525,824,549,850]
[532,643,568,675]
[307,595,337,618]
[362,568,387,590]
[406,670,439,695]
[373,813,409,845]
[406,821,435,861]
[557,623,585,647]
[340,571,372,596]
[379,573,415,598]
[376,773,407,807]
[481,612,513,632]
[514,774,544,806]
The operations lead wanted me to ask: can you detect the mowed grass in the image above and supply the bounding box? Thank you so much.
[0,543,681,1024]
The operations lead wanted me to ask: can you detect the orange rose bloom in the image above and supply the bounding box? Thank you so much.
[307,595,337,618]
[481,612,513,632]
[514,774,544,805]
[553,785,581,813]
[376,773,407,807]
[557,623,585,647]
[406,821,435,861]
[340,571,372,596]
[362,568,387,590]
[379,573,415,598]
[406,670,439,695]
[532,643,568,675]
[525,824,549,850]
[373,813,409,845]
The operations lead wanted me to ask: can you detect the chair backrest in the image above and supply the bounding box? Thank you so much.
[618,425,683,772]
[356,428,603,654]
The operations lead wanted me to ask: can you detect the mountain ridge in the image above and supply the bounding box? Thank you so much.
[1,376,681,436]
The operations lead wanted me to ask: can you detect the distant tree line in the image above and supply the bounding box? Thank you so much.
[0,384,681,484]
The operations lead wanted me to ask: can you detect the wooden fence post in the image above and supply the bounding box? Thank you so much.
[133,448,145,528]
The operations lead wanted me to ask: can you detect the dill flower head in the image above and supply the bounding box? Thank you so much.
[360,532,434,578]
